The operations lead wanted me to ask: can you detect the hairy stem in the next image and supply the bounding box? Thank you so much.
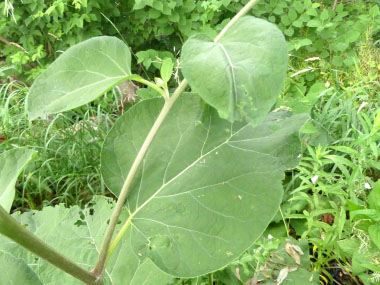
[94,0,261,278]
[0,206,100,285]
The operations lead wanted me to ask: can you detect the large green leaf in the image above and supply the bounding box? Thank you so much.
[27,36,131,120]
[0,251,42,285]
[111,241,173,285]
[0,197,171,285]
[0,148,36,212]
[181,16,288,123]
[101,94,307,277]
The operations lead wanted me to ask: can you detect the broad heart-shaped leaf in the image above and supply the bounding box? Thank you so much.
[0,197,171,285]
[27,36,131,120]
[0,148,36,212]
[101,94,308,277]
[0,251,42,284]
[181,16,288,123]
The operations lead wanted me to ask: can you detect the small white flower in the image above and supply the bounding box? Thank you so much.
[311,175,318,184]
[268,234,273,240]
[365,183,372,190]
[297,154,302,158]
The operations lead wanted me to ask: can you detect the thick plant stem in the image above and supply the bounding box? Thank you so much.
[93,79,188,276]
[94,0,261,278]
[0,206,100,285]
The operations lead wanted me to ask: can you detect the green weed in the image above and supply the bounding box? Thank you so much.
[0,81,129,210]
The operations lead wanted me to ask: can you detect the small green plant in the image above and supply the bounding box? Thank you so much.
[273,85,380,284]
[339,181,380,284]
[255,0,380,114]
[0,1,308,284]
[0,81,120,209]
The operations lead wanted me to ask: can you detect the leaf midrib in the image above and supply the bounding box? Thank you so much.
[41,76,128,112]
[216,43,237,117]
[130,122,277,218]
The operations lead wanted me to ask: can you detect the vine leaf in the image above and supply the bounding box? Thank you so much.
[27,36,132,120]
[0,251,42,284]
[181,16,288,123]
[0,148,36,212]
[0,196,171,284]
[101,94,308,277]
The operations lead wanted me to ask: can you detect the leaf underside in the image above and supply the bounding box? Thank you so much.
[101,94,308,277]
[27,36,132,120]
[0,251,43,285]
[181,16,288,123]
[14,16,302,281]
[0,197,171,285]
[0,148,36,212]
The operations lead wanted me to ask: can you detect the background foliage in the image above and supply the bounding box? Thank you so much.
[1,0,379,83]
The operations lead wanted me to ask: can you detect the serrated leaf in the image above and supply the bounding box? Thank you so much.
[0,251,42,284]
[27,36,132,120]
[0,148,36,212]
[181,16,288,123]
[0,197,171,285]
[101,94,307,277]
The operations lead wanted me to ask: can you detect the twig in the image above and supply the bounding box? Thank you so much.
[0,35,28,53]
[333,0,339,10]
